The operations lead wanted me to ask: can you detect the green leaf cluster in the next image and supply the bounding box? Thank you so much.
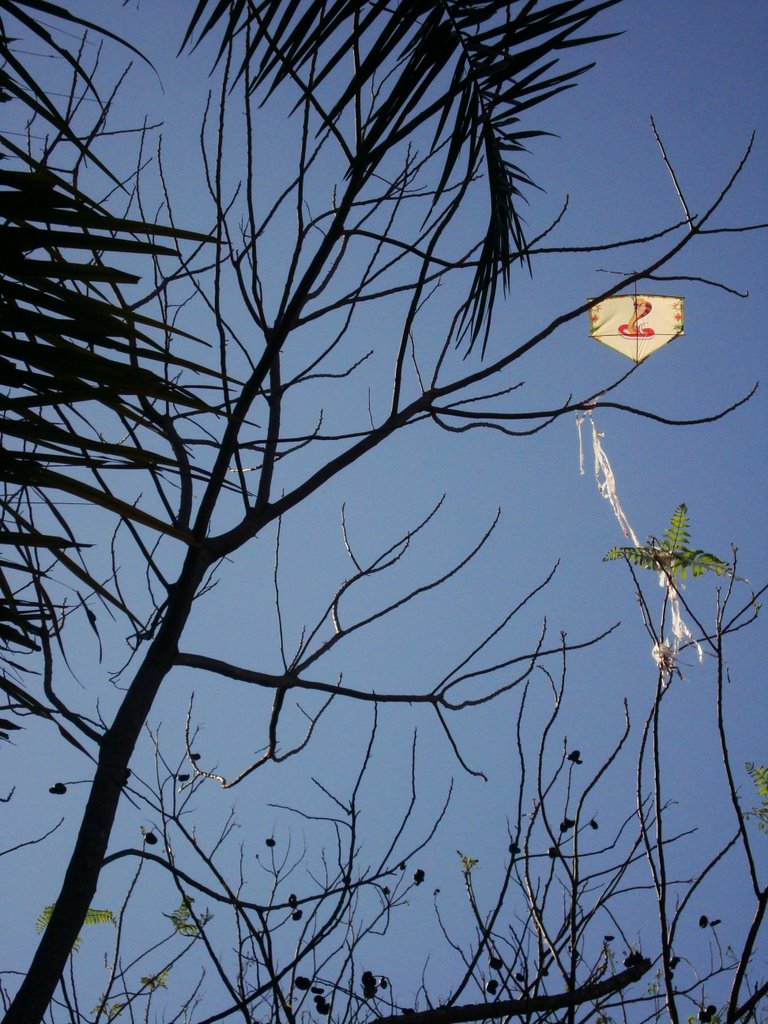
[165,895,210,936]
[36,904,114,949]
[604,504,730,580]
[746,762,768,833]
[140,968,170,991]
[457,850,479,873]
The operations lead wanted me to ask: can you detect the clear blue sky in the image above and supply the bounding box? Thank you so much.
[2,2,766,1018]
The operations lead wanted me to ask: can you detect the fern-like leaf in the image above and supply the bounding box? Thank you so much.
[662,503,691,552]
[746,762,768,833]
[164,895,211,936]
[83,908,116,926]
[604,545,660,571]
[604,505,730,580]
[37,904,114,950]
[140,968,170,991]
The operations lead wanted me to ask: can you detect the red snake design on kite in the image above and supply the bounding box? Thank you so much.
[618,297,655,338]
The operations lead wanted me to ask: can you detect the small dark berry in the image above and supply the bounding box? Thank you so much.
[295,977,311,991]
[362,970,377,998]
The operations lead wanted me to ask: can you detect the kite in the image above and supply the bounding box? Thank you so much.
[588,294,684,362]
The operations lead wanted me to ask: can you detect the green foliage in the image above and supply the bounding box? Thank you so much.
[745,762,768,832]
[36,905,114,950]
[92,996,126,1021]
[164,896,210,936]
[140,968,170,991]
[457,850,479,874]
[92,968,171,1019]
[604,504,731,580]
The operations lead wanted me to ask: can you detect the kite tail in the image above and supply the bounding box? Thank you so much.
[663,575,704,664]
[587,415,641,547]
[579,412,702,677]
[577,412,587,475]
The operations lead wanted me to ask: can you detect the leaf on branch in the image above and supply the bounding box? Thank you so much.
[36,904,114,949]
[604,504,731,579]
[164,895,211,935]
[140,968,170,991]
[745,762,768,832]
[457,850,478,873]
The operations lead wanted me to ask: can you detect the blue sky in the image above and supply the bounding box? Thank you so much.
[2,2,766,1020]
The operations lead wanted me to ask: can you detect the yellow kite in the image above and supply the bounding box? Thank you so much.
[588,295,684,362]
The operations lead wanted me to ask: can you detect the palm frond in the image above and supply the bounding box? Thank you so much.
[0,152,214,491]
[182,0,621,353]
[0,19,216,672]
[0,1,157,185]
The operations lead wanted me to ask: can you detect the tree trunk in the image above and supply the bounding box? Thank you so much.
[3,550,210,1024]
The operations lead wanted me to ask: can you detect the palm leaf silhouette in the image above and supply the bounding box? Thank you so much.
[0,7,215,707]
[182,0,620,352]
